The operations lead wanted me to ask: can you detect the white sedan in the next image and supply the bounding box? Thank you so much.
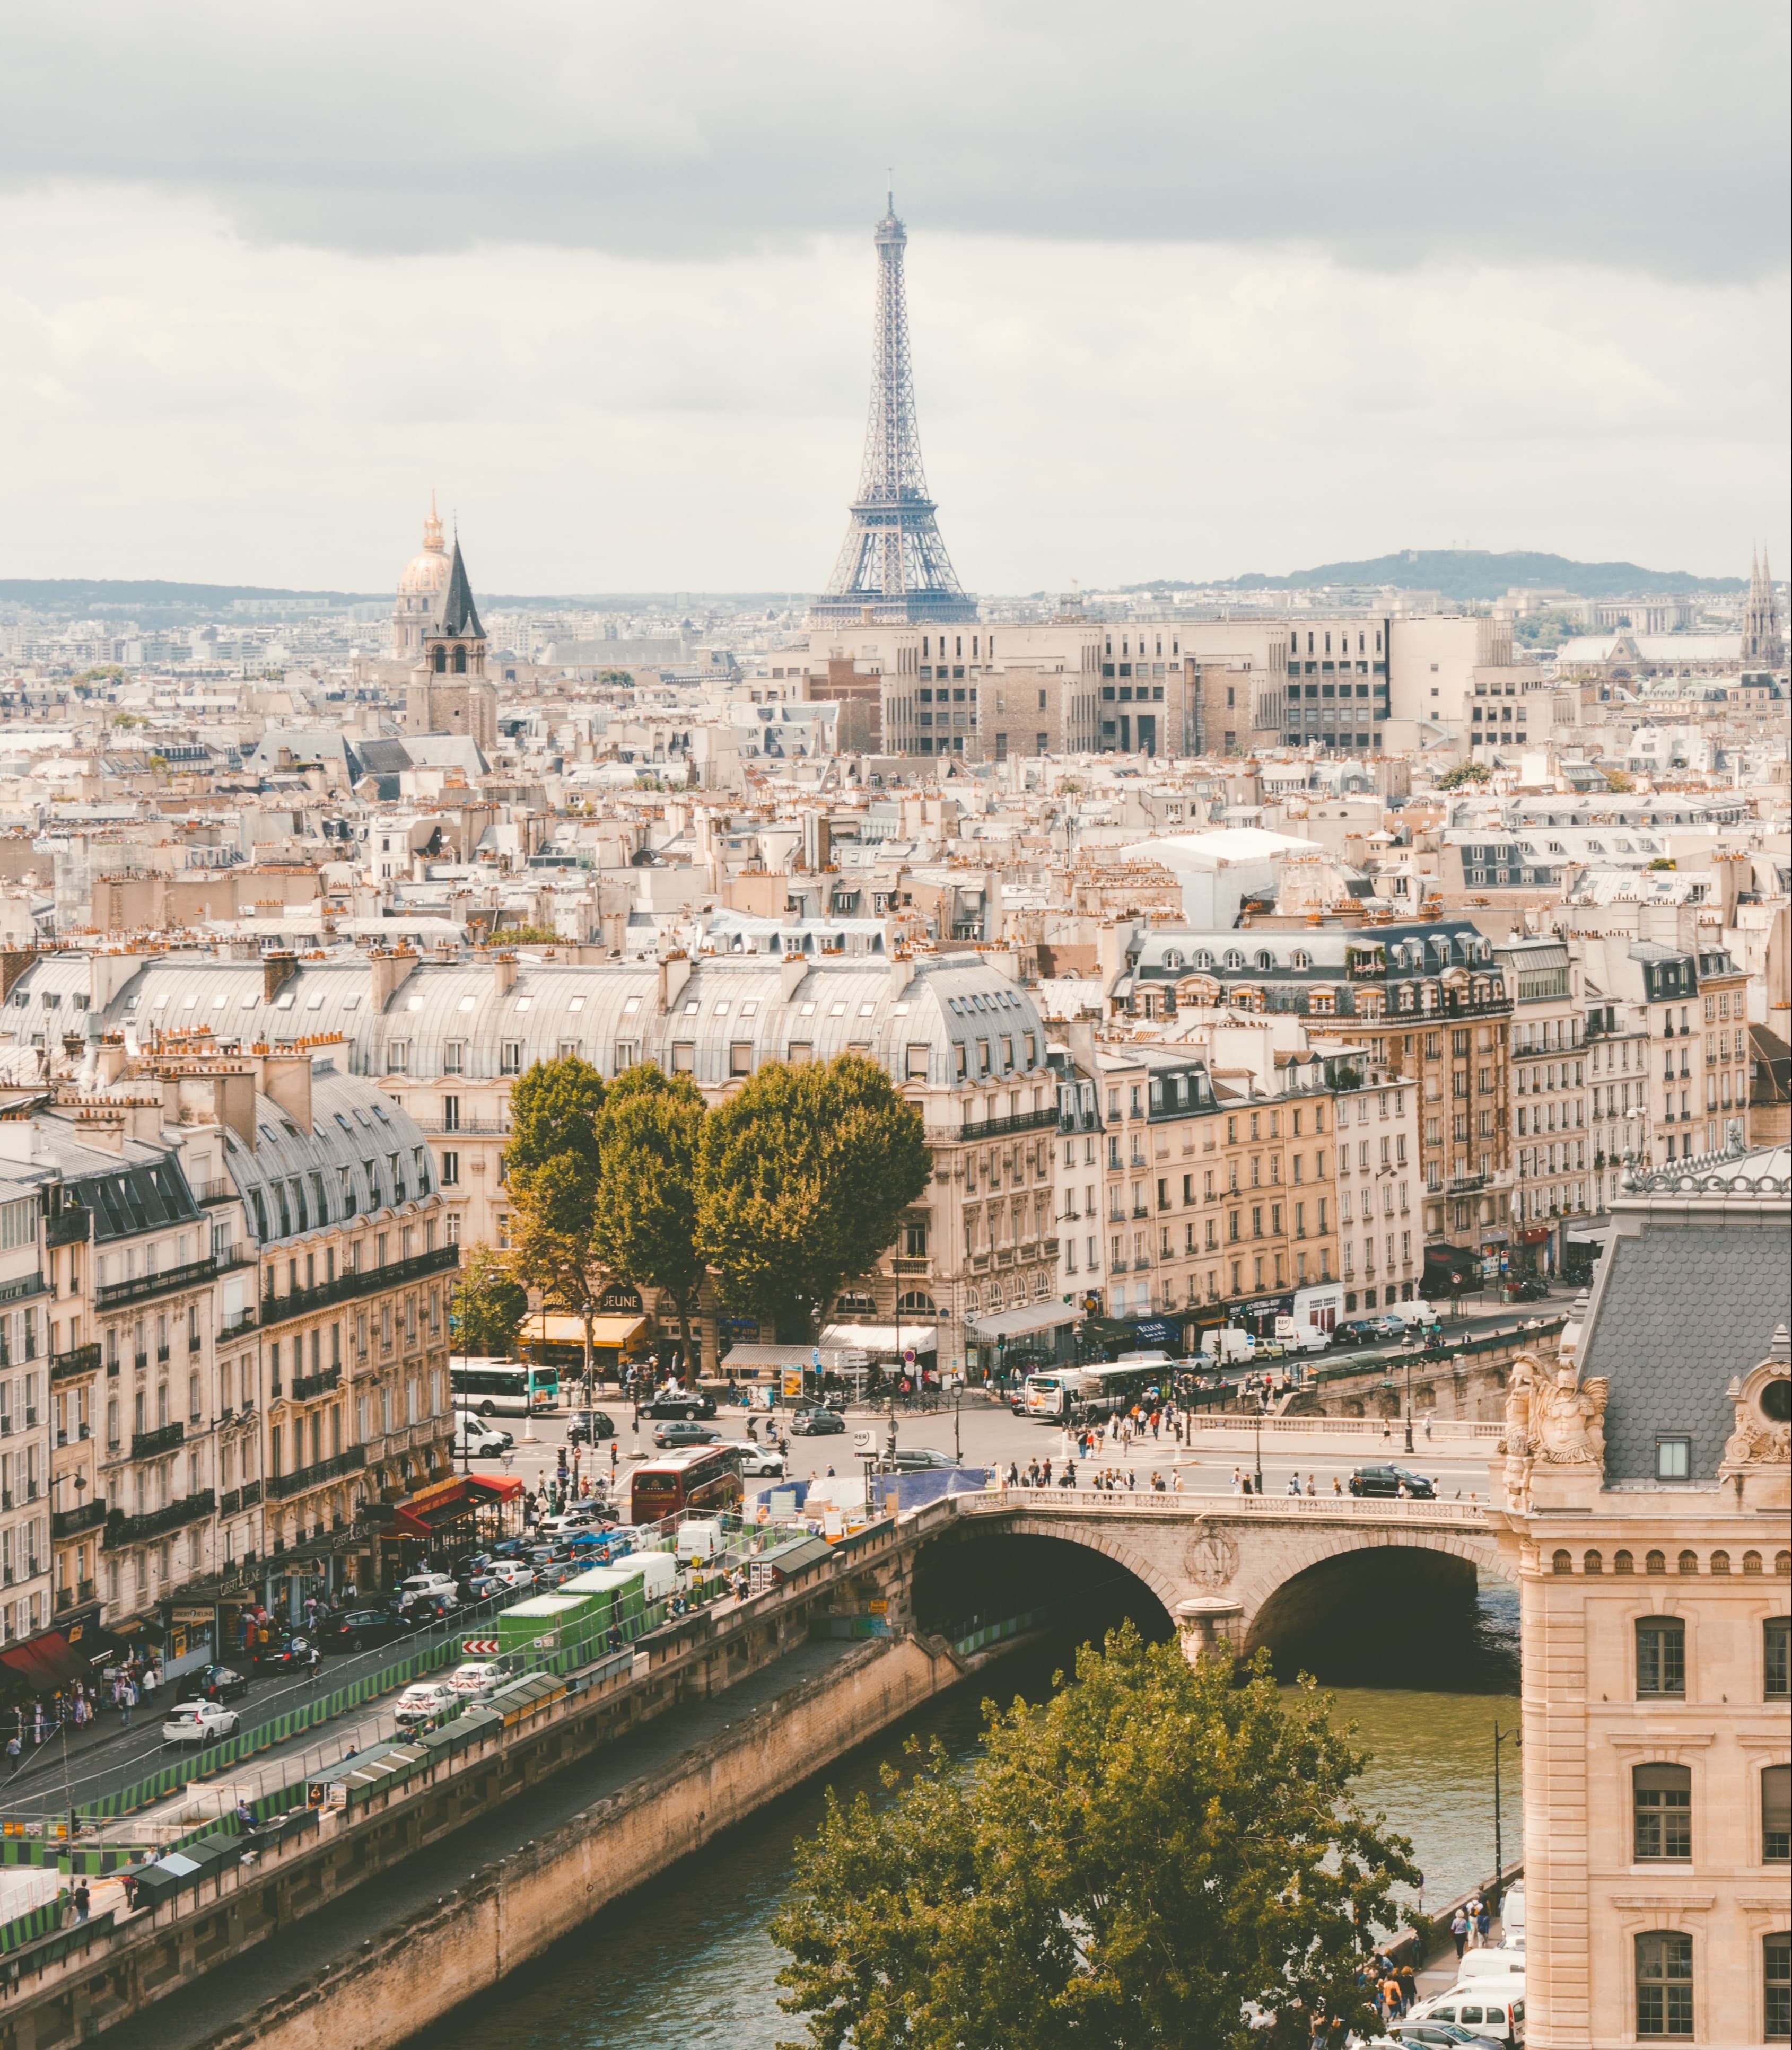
[392,1681,458,1732]
[162,1700,241,1747]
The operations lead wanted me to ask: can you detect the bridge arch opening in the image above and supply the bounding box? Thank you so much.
[1248,1545,1517,1691]
[910,1531,1174,1650]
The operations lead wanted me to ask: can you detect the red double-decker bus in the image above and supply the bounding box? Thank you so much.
[629,1446,744,1528]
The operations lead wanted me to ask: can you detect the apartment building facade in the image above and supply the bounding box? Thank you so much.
[1491,1149,1790,2048]
[1495,935,1592,1277]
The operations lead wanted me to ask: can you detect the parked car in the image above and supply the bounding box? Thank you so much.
[188,1663,251,1703]
[652,1420,722,1450]
[538,1505,610,1539]
[1334,1318,1391,1347]
[789,1406,846,1437]
[640,1389,718,1421]
[392,1681,458,1732]
[405,1592,462,1626]
[1347,1464,1438,1500]
[888,1448,959,1471]
[565,1409,617,1445]
[317,1607,416,1654]
[1387,2023,1507,2050]
[445,1657,526,1702]
[397,1572,458,1607]
[486,1560,537,1592]
[162,1700,240,1747]
[733,1442,787,1478]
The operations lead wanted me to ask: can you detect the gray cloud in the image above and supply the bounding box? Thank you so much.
[3,0,1786,280]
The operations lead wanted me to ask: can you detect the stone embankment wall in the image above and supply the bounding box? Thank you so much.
[200,1634,958,2050]
[1290,1323,1561,1423]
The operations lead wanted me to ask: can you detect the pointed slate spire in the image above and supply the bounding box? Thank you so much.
[438,536,484,640]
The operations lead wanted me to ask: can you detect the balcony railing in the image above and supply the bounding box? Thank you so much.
[265,1444,365,1502]
[257,1243,460,1330]
[49,1342,102,1386]
[45,1210,91,1249]
[194,1178,238,1205]
[410,1116,510,1136]
[51,1498,106,1539]
[129,1421,185,1461]
[288,1365,343,1403]
[95,1255,217,1311]
[956,1108,1061,1144]
[103,1490,215,1550]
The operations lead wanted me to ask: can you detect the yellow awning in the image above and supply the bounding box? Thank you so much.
[522,1312,649,1349]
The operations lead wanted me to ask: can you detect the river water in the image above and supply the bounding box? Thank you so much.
[419,1576,1520,2050]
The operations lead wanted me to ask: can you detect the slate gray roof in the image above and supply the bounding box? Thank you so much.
[1578,1221,1791,1482]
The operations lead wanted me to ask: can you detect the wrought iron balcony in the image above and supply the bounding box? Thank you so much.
[49,1342,102,1386]
[51,1498,106,1539]
[257,1243,460,1329]
[96,1255,217,1311]
[129,1421,186,1461]
[265,1444,365,1502]
[103,1490,215,1550]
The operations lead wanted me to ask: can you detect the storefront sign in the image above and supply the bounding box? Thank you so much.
[172,1606,215,1625]
[598,1283,644,1315]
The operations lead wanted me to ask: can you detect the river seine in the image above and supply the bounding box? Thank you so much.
[418,1575,1520,2050]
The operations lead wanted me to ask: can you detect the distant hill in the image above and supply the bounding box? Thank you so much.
[0,577,386,612]
[1129,550,1744,601]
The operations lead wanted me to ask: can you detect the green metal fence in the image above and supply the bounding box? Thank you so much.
[77,1634,460,1824]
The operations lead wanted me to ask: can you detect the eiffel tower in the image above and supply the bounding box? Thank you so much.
[812,195,975,625]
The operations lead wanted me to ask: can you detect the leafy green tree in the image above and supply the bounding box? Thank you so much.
[505,1054,605,1185]
[450,1245,528,1357]
[1605,769,1634,792]
[492,923,567,947]
[592,1065,707,1370]
[696,1053,930,1343]
[504,1055,606,1385]
[1436,760,1491,789]
[773,1626,1420,2050]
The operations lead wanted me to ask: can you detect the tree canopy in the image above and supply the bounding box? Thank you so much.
[696,1053,931,1343]
[503,1055,607,1375]
[450,1244,528,1356]
[505,1053,605,1193]
[773,1627,1420,2050]
[1435,760,1491,788]
[592,1064,707,1365]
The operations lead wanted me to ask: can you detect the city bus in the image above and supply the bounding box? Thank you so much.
[450,1357,561,1418]
[629,1447,744,1529]
[1022,1360,1168,1425]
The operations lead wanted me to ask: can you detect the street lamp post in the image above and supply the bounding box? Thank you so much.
[1253,1397,1264,1494]
[1493,1720,1520,1911]
[1403,1348,1415,1455]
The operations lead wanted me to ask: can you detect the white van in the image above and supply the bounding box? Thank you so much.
[675,1519,722,1566]
[1409,1981,1524,2048]
[1200,1328,1254,1366]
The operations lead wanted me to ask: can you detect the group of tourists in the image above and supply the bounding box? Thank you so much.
[1230,1467,1343,1497]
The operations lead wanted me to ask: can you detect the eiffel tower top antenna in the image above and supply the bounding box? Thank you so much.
[810,194,974,625]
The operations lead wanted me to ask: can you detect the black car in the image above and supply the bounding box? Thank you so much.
[652,1420,722,1450]
[1348,1464,1437,1499]
[790,1407,846,1437]
[566,1409,617,1445]
[189,1662,250,1703]
[317,1608,416,1654]
[640,1389,717,1421]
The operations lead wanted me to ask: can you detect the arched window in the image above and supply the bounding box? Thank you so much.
[1255,950,1275,973]
[1614,1549,1635,1574]
[432,645,446,673]
[834,1290,876,1316]
[1192,950,1214,970]
[1646,1549,1667,1574]
[1634,1931,1693,2038]
[1223,950,1245,971]
[1552,1548,1573,1574]
[1584,1550,1604,1574]
[895,1290,937,1317]
[453,645,467,674]
[1743,1550,1763,1575]
[1678,1549,1699,1575]
[1710,1550,1731,1575]
[1290,949,1310,971]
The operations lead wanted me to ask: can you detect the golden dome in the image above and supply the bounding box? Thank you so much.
[397,493,449,598]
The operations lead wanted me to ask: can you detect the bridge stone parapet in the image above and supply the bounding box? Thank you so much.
[921,1490,1506,1657]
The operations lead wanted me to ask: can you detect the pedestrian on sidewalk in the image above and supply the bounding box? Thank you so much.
[119,1681,136,1731]
[5,1733,20,1776]
[1450,1909,1468,1959]
[73,1882,90,1924]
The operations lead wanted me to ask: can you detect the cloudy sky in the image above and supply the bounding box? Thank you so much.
[2,1,1786,594]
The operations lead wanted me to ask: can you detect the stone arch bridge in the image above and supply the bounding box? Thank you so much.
[885,1488,1507,1660]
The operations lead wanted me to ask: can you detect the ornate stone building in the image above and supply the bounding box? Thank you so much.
[1741,549,1785,672]
[1488,1145,1790,2048]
